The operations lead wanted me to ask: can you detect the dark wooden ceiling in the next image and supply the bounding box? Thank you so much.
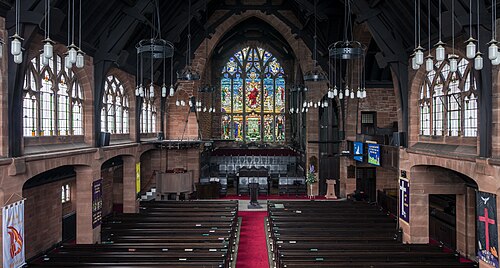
[0,0,495,85]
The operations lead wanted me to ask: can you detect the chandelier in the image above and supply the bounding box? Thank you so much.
[135,0,174,98]
[178,0,200,81]
[328,0,366,100]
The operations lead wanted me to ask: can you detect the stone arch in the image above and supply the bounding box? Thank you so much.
[407,164,477,259]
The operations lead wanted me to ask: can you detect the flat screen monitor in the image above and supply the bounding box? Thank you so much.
[367,144,381,166]
[353,142,363,162]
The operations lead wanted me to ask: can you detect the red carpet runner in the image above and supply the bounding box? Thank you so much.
[236,211,269,268]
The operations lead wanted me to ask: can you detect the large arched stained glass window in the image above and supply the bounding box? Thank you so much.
[23,54,84,136]
[419,57,477,137]
[221,46,285,142]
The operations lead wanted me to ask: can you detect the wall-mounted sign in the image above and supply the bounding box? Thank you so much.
[399,178,409,223]
[367,144,380,166]
[136,162,141,194]
[353,142,363,162]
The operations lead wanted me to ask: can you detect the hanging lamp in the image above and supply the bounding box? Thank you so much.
[304,0,327,82]
[178,0,200,81]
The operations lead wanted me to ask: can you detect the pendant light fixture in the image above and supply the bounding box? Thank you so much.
[75,0,85,68]
[135,0,174,98]
[11,0,23,64]
[489,0,499,63]
[434,0,446,62]
[42,0,54,64]
[415,0,424,66]
[425,0,434,72]
[465,0,477,59]
[411,0,420,70]
[329,0,366,99]
[449,0,458,72]
[474,0,483,70]
[303,0,327,82]
[178,0,200,81]
[65,0,84,69]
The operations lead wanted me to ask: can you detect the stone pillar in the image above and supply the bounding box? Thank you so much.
[122,155,139,213]
[75,166,101,244]
[456,187,476,259]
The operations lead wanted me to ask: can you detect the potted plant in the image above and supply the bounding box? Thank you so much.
[306,164,317,199]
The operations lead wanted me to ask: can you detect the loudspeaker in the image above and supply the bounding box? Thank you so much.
[392,132,407,147]
[99,132,110,147]
[157,132,164,141]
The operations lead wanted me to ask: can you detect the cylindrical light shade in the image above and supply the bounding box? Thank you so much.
[350,92,354,99]
[303,87,308,92]
[11,38,21,56]
[135,87,139,96]
[41,55,49,67]
[162,85,167,97]
[303,101,307,107]
[314,103,318,108]
[339,93,343,100]
[69,48,77,64]
[362,90,367,98]
[489,42,498,60]
[76,53,84,68]
[466,41,476,59]
[435,45,445,61]
[43,42,53,59]
[65,55,72,69]
[305,108,309,113]
[412,56,420,70]
[176,100,180,106]
[474,54,483,70]
[13,51,22,64]
[344,87,349,96]
[449,57,458,72]
[492,51,500,65]
[425,57,434,72]
[356,90,361,98]
[415,49,424,65]
[181,100,186,106]
[149,84,154,98]
[333,87,338,96]
[323,101,328,107]
[169,85,175,96]
[203,107,207,112]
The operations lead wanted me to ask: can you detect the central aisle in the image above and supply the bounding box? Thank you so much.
[236,211,269,268]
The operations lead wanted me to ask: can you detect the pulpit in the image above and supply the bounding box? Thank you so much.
[248,182,262,209]
[325,179,338,199]
[156,171,193,200]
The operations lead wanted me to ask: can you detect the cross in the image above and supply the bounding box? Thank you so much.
[479,207,496,251]
[399,183,407,217]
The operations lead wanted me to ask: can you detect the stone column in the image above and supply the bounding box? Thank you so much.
[122,155,139,213]
[75,166,101,244]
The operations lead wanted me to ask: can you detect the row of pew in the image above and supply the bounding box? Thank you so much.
[267,200,477,268]
[28,200,239,267]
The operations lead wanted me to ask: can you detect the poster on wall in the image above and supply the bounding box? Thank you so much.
[399,178,410,223]
[92,179,103,229]
[367,144,380,166]
[2,200,25,268]
[136,162,141,194]
[353,142,363,162]
[477,191,499,268]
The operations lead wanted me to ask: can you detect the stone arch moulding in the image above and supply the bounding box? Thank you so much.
[191,10,322,87]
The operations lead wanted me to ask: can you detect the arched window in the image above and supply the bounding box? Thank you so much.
[220,46,286,142]
[101,75,129,134]
[419,58,477,137]
[23,54,84,136]
[140,87,156,134]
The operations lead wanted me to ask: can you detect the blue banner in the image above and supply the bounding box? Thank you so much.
[353,142,363,162]
[367,144,380,166]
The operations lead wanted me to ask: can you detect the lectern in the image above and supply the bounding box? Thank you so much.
[248,182,262,209]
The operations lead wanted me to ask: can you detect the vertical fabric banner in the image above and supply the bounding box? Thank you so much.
[399,178,410,223]
[3,200,25,268]
[136,162,141,193]
[477,191,499,268]
[92,179,103,229]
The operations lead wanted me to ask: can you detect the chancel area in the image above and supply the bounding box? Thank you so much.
[1,0,500,267]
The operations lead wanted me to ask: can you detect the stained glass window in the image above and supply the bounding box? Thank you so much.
[102,75,129,134]
[419,56,477,137]
[221,46,286,142]
[23,54,84,137]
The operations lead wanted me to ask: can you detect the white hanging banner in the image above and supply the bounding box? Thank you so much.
[2,200,25,268]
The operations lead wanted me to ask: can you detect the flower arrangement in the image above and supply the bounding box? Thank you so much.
[306,164,317,184]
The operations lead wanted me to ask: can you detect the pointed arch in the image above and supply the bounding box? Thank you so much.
[221,46,285,142]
